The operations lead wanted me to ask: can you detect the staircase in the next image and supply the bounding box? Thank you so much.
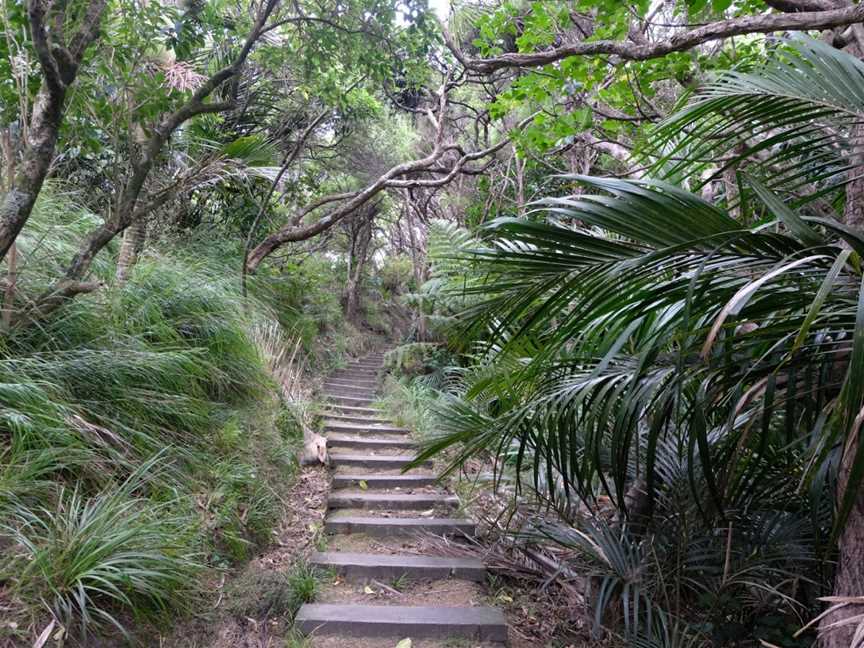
[296,352,508,644]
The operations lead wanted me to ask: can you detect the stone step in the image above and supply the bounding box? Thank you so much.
[325,516,476,537]
[324,380,377,390]
[327,435,416,451]
[324,391,378,401]
[295,604,505,640]
[324,421,409,435]
[309,551,486,582]
[330,374,379,383]
[328,492,457,510]
[332,474,439,489]
[330,453,431,470]
[325,395,375,406]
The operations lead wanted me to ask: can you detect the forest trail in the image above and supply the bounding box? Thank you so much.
[296,353,508,645]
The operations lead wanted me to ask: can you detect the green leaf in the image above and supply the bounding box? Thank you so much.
[746,175,824,247]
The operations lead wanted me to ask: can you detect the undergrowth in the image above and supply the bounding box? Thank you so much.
[0,191,340,644]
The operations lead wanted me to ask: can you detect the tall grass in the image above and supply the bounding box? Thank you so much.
[3,459,201,639]
[0,190,311,641]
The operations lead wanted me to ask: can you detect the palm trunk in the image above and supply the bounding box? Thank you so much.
[820,436,864,647]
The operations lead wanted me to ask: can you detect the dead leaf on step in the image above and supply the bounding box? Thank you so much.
[359,480,368,490]
[364,585,375,595]
[395,639,412,648]
[419,509,434,516]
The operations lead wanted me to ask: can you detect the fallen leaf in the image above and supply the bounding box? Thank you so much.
[395,639,412,648]
[359,480,368,490]
[33,621,54,648]
[364,585,375,594]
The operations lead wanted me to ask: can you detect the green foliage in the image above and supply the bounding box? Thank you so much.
[2,459,201,639]
[0,193,318,637]
[414,38,864,643]
[648,36,861,208]
[249,256,345,353]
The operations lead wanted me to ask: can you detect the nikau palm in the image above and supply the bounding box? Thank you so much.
[423,38,864,645]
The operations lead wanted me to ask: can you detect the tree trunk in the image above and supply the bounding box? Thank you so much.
[404,197,428,341]
[819,31,864,648]
[115,218,145,283]
[1,128,17,328]
[344,215,372,323]
[0,85,65,261]
[820,437,864,648]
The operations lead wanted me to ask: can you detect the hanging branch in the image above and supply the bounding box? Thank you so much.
[241,77,365,295]
[244,82,534,273]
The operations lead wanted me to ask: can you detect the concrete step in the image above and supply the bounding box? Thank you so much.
[325,516,476,537]
[309,551,486,582]
[328,491,458,510]
[332,474,439,489]
[295,604,505,640]
[324,421,410,435]
[324,382,377,393]
[324,413,392,425]
[327,435,417,451]
[330,453,431,470]
[326,378,379,388]
[327,404,383,415]
[325,395,375,406]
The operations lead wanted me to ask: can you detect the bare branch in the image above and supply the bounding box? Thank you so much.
[0,0,107,262]
[245,86,531,273]
[246,78,453,271]
[28,0,64,95]
[61,0,282,283]
[444,4,864,72]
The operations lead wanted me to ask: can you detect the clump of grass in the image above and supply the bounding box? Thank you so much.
[1,459,201,639]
